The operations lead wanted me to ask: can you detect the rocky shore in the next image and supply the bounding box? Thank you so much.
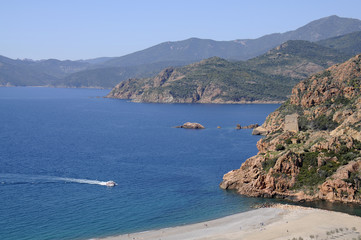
[220,54,361,203]
[236,123,259,129]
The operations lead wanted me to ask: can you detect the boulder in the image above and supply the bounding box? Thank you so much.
[252,126,268,135]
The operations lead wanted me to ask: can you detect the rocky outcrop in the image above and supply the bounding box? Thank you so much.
[319,159,361,203]
[252,126,269,135]
[221,54,361,204]
[175,122,205,129]
[105,62,237,104]
[236,124,260,129]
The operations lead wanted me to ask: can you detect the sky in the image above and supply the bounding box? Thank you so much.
[1,0,361,60]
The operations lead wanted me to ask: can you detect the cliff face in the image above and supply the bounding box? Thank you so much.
[106,65,235,104]
[220,54,361,203]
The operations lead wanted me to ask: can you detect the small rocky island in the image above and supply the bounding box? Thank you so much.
[221,54,361,204]
[175,122,205,129]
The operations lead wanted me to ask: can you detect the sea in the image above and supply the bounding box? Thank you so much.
[0,87,360,240]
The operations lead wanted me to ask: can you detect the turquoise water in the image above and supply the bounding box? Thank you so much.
[0,87,282,239]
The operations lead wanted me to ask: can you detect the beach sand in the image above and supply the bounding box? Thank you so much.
[98,205,361,240]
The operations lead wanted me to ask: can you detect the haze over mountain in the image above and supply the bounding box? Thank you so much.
[103,15,361,67]
[1,15,361,88]
[55,16,361,88]
[56,60,189,89]
[0,55,57,86]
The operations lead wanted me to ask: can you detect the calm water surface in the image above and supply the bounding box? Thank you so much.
[1,87,358,240]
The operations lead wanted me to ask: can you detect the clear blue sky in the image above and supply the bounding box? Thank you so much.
[1,0,360,60]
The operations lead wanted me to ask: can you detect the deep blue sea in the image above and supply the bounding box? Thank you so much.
[1,87,359,240]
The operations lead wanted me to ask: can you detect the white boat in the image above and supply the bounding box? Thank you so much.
[105,181,116,187]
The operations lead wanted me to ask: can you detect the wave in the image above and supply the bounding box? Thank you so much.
[0,174,113,187]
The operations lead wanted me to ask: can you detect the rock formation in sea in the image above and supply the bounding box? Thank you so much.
[175,122,205,129]
[220,54,361,204]
[242,124,260,129]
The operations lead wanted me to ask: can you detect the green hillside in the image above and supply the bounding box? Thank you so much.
[106,40,352,103]
[244,40,349,79]
[317,31,361,56]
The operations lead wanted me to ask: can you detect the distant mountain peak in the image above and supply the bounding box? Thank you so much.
[3,15,361,88]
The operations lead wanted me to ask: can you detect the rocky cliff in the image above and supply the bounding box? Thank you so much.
[220,54,361,203]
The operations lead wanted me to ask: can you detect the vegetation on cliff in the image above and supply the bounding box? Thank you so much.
[220,54,361,203]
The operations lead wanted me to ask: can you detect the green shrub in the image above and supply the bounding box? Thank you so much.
[354,139,361,150]
[294,147,361,189]
[277,100,304,116]
[299,114,339,131]
[349,78,361,89]
[293,152,322,188]
[262,158,278,172]
[312,114,338,131]
[276,144,285,151]
[298,115,309,131]
[334,96,351,105]
[324,96,351,107]
[303,152,319,167]
[316,70,331,78]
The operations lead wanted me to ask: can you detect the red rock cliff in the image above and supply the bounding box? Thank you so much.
[220,54,361,203]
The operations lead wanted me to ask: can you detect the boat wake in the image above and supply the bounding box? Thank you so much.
[54,177,117,187]
[0,174,116,187]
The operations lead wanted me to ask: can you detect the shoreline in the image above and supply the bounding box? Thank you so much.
[105,97,285,104]
[97,204,361,240]
[0,85,112,90]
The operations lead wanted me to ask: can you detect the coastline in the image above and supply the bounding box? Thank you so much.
[105,96,285,104]
[0,85,112,90]
[97,205,361,240]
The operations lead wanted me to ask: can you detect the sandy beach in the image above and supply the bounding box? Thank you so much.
[98,205,361,240]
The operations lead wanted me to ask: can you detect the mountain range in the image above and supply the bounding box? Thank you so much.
[1,15,361,89]
[106,39,351,103]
